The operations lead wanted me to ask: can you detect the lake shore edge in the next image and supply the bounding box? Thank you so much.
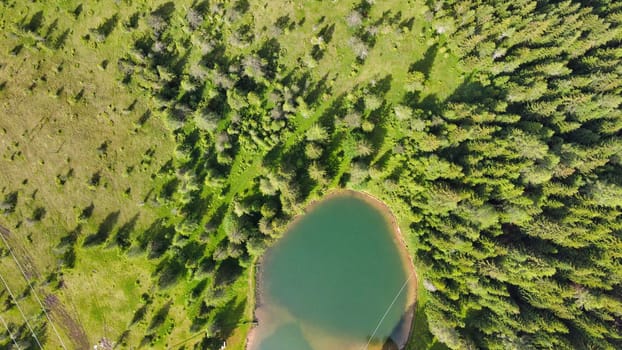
[244,188,419,350]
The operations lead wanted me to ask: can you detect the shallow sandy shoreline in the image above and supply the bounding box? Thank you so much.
[244,189,419,350]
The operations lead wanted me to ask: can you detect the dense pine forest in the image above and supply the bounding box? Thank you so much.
[0,0,620,349]
[412,1,622,349]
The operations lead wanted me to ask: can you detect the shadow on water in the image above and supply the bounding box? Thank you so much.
[361,301,417,350]
[383,339,399,350]
[386,302,417,350]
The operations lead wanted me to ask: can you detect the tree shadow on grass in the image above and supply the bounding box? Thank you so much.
[179,240,207,265]
[155,256,186,289]
[317,93,348,135]
[83,211,120,246]
[419,94,443,116]
[151,1,176,20]
[57,225,81,249]
[181,190,210,224]
[139,333,155,348]
[148,300,172,331]
[79,202,94,220]
[368,101,392,150]
[191,279,209,299]
[1,191,18,214]
[190,298,216,332]
[198,256,217,275]
[23,11,44,32]
[136,219,175,259]
[370,74,393,96]
[110,214,139,250]
[447,73,498,103]
[53,29,70,49]
[409,44,438,80]
[131,303,149,325]
[93,14,118,40]
[204,203,227,235]
[213,297,246,340]
[214,258,243,287]
[304,74,331,107]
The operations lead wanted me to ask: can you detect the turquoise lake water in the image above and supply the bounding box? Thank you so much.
[250,194,413,350]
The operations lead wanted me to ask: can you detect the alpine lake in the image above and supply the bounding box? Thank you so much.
[247,191,417,350]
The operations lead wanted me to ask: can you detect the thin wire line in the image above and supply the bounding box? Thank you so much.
[360,270,415,350]
[0,312,21,349]
[0,232,68,350]
[0,272,43,349]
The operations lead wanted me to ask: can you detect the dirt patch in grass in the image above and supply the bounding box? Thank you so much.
[44,294,90,349]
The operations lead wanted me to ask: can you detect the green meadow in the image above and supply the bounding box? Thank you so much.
[1,0,621,349]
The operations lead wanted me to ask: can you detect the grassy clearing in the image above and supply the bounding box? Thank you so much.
[0,0,179,347]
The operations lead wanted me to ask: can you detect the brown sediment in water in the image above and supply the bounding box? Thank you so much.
[245,189,419,350]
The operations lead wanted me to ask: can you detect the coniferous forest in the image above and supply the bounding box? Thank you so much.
[0,0,620,349]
